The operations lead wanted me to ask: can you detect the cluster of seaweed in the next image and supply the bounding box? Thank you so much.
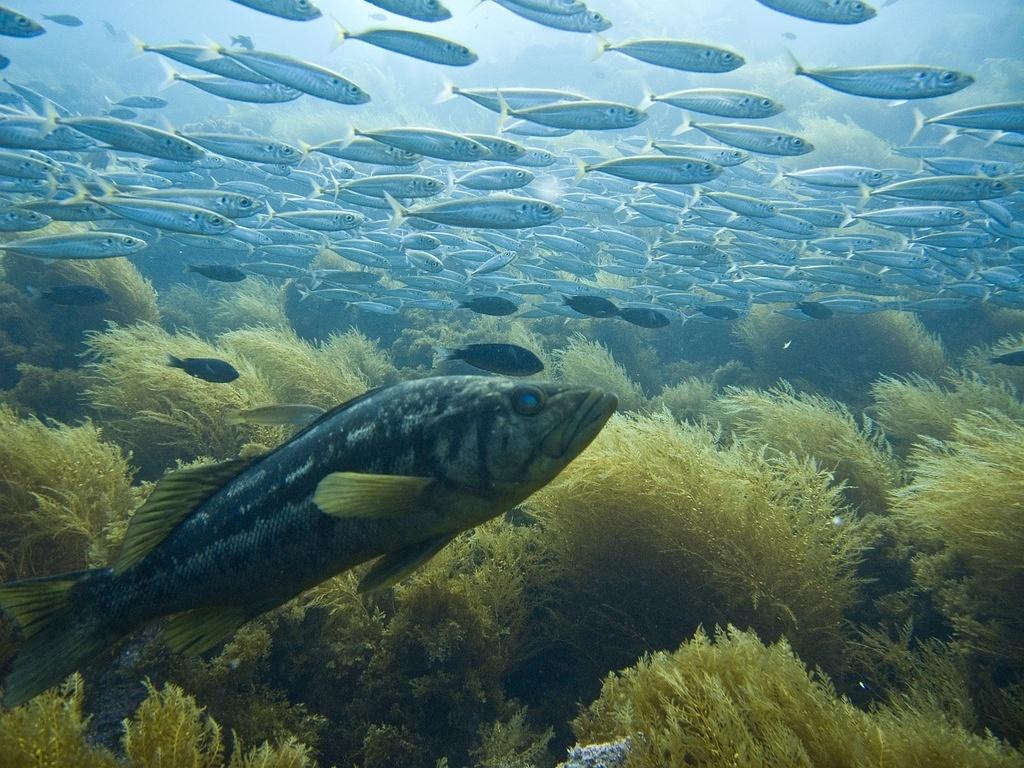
[1,243,1024,766]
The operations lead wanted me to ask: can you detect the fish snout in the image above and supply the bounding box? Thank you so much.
[543,387,617,459]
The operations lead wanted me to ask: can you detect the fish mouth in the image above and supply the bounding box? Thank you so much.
[543,388,618,459]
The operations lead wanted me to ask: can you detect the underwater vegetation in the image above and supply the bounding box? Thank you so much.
[0,253,159,389]
[83,323,281,475]
[735,307,947,406]
[521,410,858,692]
[221,325,395,407]
[0,674,317,768]
[713,383,901,514]
[0,405,141,582]
[894,412,1024,738]
[82,323,395,475]
[573,626,1022,768]
[552,336,647,411]
[870,370,1024,454]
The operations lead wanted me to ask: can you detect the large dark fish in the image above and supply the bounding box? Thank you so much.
[0,376,616,706]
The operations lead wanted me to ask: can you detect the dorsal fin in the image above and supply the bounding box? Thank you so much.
[114,457,252,573]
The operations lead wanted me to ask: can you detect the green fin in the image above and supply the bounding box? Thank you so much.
[114,458,252,573]
[313,472,433,520]
[358,533,456,593]
[0,572,80,640]
[0,569,111,707]
[162,607,248,656]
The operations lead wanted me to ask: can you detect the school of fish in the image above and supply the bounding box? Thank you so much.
[0,0,1021,329]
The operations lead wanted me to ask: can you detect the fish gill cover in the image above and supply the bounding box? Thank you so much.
[0,0,1022,766]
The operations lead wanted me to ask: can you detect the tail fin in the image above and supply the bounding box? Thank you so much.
[383,192,407,230]
[330,18,349,52]
[156,58,180,92]
[592,35,610,61]
[165,354,184,369]
[433,77,457,105]
[0,569,113,707]
[909,107,926,143]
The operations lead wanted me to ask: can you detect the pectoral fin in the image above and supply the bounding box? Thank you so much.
[313,472,433,520]
[162,606,249,655]
[358,533,456,593]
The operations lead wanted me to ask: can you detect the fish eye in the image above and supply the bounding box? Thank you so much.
[540,204,553,213]
[703,163,713,172]
[851,1,864,10]
[625,108,636,117]
[460,47,470,55]
[761,98,773,107]
[122,236,135,245]
[240,198,252,207]
[722,53,734,61]
[940,71,956,83]
[589,12,602,21]
[512,386,545,416]
[793,138,803,146]
[515,171,525,179]
[425,0,438,6]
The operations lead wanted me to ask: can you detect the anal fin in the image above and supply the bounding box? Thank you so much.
[358,533,457,593]
[162,606,248,656]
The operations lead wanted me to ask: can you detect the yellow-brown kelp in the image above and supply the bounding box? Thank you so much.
[553,335,647,411]
[523,411,858,682]
[223,325,396,404]
[262,520,558,768]
[0,405,141,582]
[735,306,946,405]
[573,626,1022,768]
[0,253,159,395]
[870,371,1024,454]
[0,674,317,768]
[965,331,1024,392]
[713,383,901,514]
[894,411,1024,739]
[83,322,280,474]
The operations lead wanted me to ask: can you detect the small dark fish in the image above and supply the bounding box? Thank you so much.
[115,95,167,109]
[459,295,519,316]
[781,31,797,40]
[698,304,740,320]
[105,107,137,120]
[438,343,544,376]
[39,284,112,306]
[990,350,1024,366]
[0,54,9,70]
[43,14,83,27]
[230,34,255,50]
[188,264,248,282]
[795,300,834,320]
[166,355,240,383]
[564,294,619,318]
[619,307,671,328]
